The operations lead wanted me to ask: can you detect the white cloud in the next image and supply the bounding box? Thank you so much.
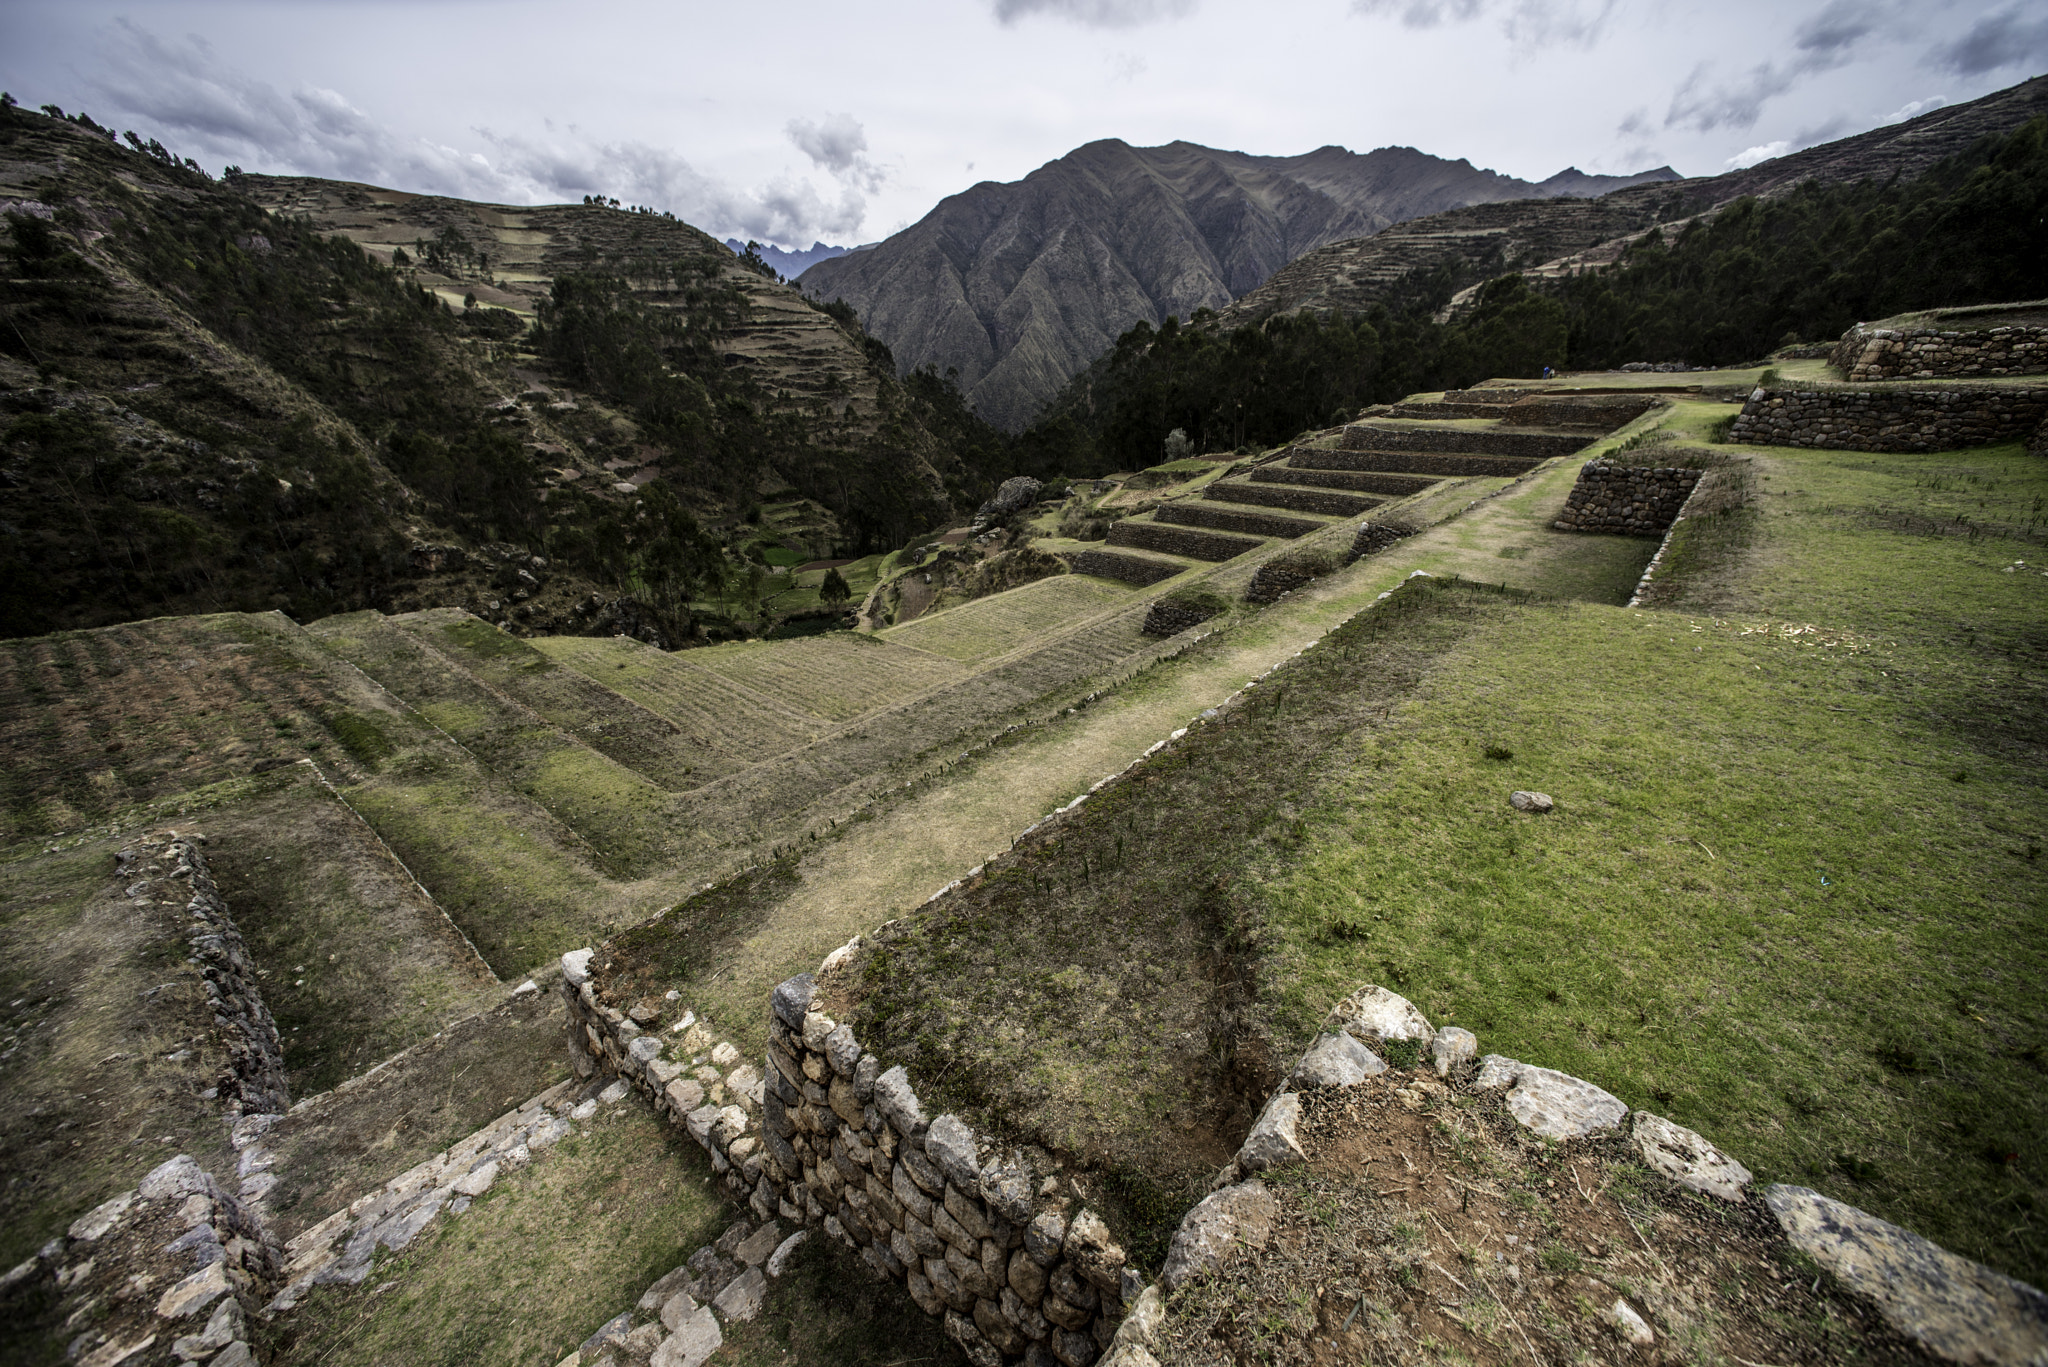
[991,0,1196,27]
[1724,139,1790,170]
[80,19,866,245]
[1882,95,1947,123]
[786,113,884,194]
[1348,0,1615,48]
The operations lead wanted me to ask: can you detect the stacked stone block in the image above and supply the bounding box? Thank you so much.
[1830,323,2048,381]
[1105,520,1262,562]
[1207,480,1381,516]
[1728,387,2048,452]
[1337,424,1588,460]
[1552,461,1703,535]
[1347,520,1415,562]
[562,955,1136,1366]
[1061,550,1181,586]
[1152,502,1319,539]
[1140,597,1221,638]
[1296,447,1541,478]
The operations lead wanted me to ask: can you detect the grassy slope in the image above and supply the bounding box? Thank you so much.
[1258,433,2047,1285]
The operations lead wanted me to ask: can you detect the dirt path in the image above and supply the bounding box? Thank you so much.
[689,451,1655,1045]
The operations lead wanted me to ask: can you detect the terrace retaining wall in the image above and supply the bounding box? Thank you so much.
[1552,461,1703,535]
[1830,323,2048,382]
[1727,386,2048,452]
[1211,480,1382,516]
[1106,521,1262,562]
[1250,465,1435,496]
[1154,503,1320,539]
[1061,550,1181,586]
[1293,447,1541,478]
[1339,424,1589,459]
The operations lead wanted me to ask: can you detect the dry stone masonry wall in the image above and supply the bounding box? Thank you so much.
[4,1154,284,1367]
[1830,322,2048,381]
[562,952,1140,1367]
[1152,503,1320,540]
[1207,481,1381,516]
[1552,460,1702,535]
[1728,386,2048,452]
[1060,550,1181,586]
[1337,425,1588,460]
[1105,521,1262,563]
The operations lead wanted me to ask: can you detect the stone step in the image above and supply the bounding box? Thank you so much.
[1385,402,1513,421]
[1205,481,1383,517]
[1154,502,1323,539]
[1106,520,1265,563]
[1255,463,1436,496]
[1340,423,1590,460]
[1289,447,1545,479]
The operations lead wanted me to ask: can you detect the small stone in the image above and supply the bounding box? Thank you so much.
[598,1080,630,1105]
[560,949,594,986]
[712,1265,767,1321]
[1504,1066,1628,1140]
[660,1289,698,1332]
[650,1305,721,1367]
[1025,1210,1066,1266]
[771,975,814,1030]
[824,1023,862,1077]
[1605,1297,1655,1346]
[69,1192,136,1243]
[1431,1026,1478,1076]
[925,1115,981,1189]
[872,1066,926,1135]
[1236,1093,1305,1173]
[710,1042,740,1068]
[1509,790,1554,813]
[1064,1209,1126,1293]
[1292,1032,1385,1087]
[733,1222,781,1267]
[1473,1054,1521,1091]
[155,1259,229,1318]
[765,1231,808,1277]
[1162,1181,1276,1290]
[1632,1111,1752,1200]
[452,1161,498,1198]
[1329,984,1434,1048]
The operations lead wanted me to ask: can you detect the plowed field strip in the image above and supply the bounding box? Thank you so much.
[881,575,1133,663]
[688,634,969,721]
[528,636,822,769]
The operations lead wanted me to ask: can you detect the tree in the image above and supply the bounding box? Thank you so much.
[1162,428,1194,461]
[819,566,852,607]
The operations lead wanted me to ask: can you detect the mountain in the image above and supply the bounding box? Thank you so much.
[1222,74,2048,327]
[725,238,852,278]
[794,139,1675,428]
[0,107,993,641]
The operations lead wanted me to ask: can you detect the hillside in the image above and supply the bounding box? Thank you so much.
[1224,74,2048,327]
[794,139,1673,428]
[0,108,992,641]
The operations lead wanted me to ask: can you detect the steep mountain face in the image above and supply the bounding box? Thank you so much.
[796,139,1674,428]
[0,110,984,640]
[1223,74,2048,327]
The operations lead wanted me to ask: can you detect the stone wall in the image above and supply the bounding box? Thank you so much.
[1153,503,1319,539]
[1244,555,1335,604]
[1728,386,2048,452]
[1140,597,1221,638]
[561,954,1137,1367]
[4,1153,283,1367]
[1061,550,1181,586]
[1209,481,1381,516]
[1294,447,1540,478]
[1552,461,1702,535]
[1347,520,1415,562]
[1105,520,1262,562]
[1250,464,1431,497]
[1829,322,2048,382]
[131,837,290,1118]
[1339,424,1588,460]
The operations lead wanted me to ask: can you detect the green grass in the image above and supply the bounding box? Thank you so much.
[1258,438,2048,1287]
[880,573,1133,663]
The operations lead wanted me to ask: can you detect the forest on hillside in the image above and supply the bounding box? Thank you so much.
[1015,115,2048,473]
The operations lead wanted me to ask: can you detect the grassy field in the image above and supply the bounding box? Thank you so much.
[881,573,1135,662]
[688,633,968,721]
[1252,437,2048,1287]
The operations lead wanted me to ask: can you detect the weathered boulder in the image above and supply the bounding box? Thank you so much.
[1330,985,1434,1048]
[1632,1111,1752,1200]
[975,476,1043,525]
[1237,1093,1305,1173]
[1509,790,1554,813]
[1292,1031,1386,1087]
[1431,1026,1478,1076]
[1765,1185,2048,1365]
[1161,1181,1276,1290]
[1503,1065,1628,1140]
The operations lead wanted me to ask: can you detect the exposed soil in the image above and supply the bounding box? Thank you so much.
[1160,1073,1939,1365]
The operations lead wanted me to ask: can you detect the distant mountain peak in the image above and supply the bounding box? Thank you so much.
[724,238,850,279]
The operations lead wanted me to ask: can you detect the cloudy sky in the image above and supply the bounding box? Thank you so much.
[3,0,2042,249]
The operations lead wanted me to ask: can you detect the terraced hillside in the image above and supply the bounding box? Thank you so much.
[1073,386,1655,587]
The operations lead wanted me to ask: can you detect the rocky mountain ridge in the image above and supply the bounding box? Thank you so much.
[795,138,1675,429]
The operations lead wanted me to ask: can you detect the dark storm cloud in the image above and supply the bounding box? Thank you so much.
[1935,6,2048,74]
